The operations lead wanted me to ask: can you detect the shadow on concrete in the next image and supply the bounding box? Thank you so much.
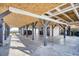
[10,46,31,55]
[17,35,42,54]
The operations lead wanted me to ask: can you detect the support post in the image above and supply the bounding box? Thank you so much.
[19,28,21,34]
[34,21,37,35]
[52,25,54,36]
[49,26,52,37]
[43,21,49,46]
[2,21,6,46]
[32,23,35,40]
[21,27,23,35]
[26,25,28,37]
[21,27,24,35]
[6,24,10,37]
[20,28,22,35]
[0,19,4,46]
[64,27,66,44]
[35,27,36,35]
[67,26,71,36]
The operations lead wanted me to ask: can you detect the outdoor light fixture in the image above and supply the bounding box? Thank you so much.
[9,7,68,26]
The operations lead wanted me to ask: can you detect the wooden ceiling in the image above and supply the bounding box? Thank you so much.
[45,3,79,28]
[0,3,61,27]
[0,3,79,28]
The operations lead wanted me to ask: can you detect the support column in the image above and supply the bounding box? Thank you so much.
[4,23,10,45]
[67,26,71,36]
[52,25,54,36]
[40,27,43,35]
[21,27,24,35]
[21,28,23,35]
[53,25,60,36]
[50,26,52,37]
[19,28,21,34]
[35,21,37,35]
[0,19,3,46]
[36,27,39,38]
[2,21,6,46]
[23,26,25,36]
[43,21,49,46]
[52,25,57,36]
[64,27,66,44]
[26,25,28,37]
[35,26,36,35]
[38,27,40,36]
[2,20,9,46]
[32,23,35,40]
[6,24,10,37]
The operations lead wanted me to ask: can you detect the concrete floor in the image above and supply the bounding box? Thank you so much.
[0,34,79,56]
[8,35,30,56]
[0,35,30,56]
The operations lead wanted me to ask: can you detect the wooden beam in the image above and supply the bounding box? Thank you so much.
[56,8,74,22]
[47,5,79,18]
[9,7,67,25]
[71,3,79,20]
[0,10,11,18]
[54,16,69,23]
[59,24,66,29]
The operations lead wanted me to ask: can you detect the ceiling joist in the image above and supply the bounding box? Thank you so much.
[56,8,74,22]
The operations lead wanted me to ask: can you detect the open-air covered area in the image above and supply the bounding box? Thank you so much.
[0,3,79,56]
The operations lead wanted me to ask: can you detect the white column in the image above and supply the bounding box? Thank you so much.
[37,27,40,37]
[53,26,60,37]
[36,27,39,39]
[2,22,6,46]
[50,26,52,37]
